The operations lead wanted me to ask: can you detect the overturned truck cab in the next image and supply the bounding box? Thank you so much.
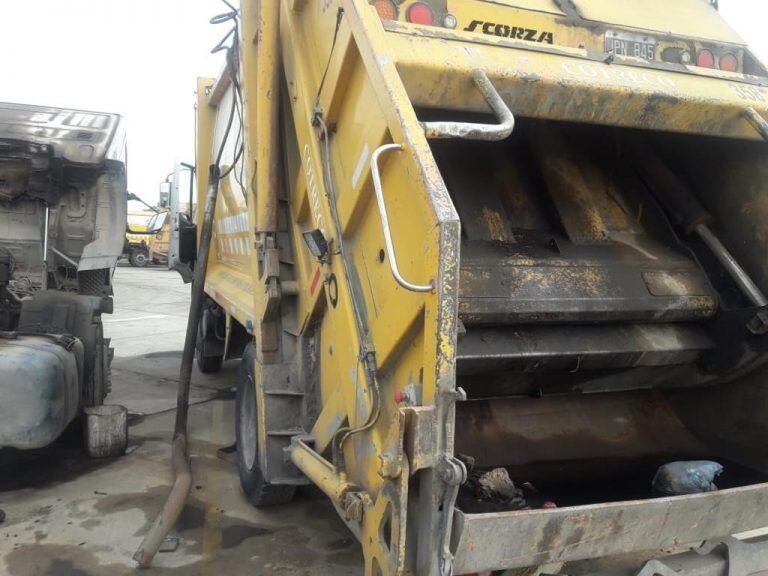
[0,103,126,450]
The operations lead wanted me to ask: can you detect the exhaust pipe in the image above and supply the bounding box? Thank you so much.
[133,165,221,568]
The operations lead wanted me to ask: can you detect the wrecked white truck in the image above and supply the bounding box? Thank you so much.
[0,103,126,449]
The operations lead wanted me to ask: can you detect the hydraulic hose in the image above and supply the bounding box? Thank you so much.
[133,165,221,568]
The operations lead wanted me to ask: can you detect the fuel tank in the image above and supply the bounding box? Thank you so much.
[0,333,83,449]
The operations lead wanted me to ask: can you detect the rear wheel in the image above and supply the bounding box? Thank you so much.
[195,311,223,373]
[129,250,148,267]
[236,344,296,506]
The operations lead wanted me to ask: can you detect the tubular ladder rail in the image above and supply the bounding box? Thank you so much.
[370,69,515,293]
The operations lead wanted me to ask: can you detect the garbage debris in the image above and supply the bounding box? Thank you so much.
[459,465,527,512]
[476,468,525,504]
[652,461,724,495]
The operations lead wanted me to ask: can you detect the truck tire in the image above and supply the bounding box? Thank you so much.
[236,344,296,507]
[195,319,223,373]
[129,250,149,268]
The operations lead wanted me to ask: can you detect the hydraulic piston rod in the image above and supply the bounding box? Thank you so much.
[631,140,768,308]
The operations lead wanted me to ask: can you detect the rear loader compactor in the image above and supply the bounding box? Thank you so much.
[181,0,768,574]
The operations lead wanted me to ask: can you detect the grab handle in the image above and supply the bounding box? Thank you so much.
[422,69,515,141]
[370,143,434,293]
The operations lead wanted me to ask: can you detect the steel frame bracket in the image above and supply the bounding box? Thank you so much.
[627,536,768,576]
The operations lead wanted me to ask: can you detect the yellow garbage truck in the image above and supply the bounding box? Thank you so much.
[181,0,768,574]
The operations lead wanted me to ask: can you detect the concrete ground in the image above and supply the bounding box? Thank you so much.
[0,265,362,576]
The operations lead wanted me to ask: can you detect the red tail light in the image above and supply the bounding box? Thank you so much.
[373,0,398,21]
[406,2,434,25]
[719,53,738,72]
[697,49,715,68]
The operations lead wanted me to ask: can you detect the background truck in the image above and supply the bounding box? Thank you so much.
[0,103,126,450]
[124,208,157,267]
[144,209,171,265]
[174,0,768,574]
[124,163,196,269]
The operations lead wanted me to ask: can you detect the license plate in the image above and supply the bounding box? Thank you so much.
[605,31,657,61]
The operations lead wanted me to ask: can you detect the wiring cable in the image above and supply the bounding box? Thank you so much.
[315,115,382,468]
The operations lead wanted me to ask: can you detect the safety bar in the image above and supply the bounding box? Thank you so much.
[422,69,515,141]
[370,144,434,293]
[744,107,768,142]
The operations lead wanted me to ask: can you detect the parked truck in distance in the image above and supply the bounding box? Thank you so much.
[126,164,196,269]
[124,208,156,267]
[123,208,171,267]
[0,102,126,450]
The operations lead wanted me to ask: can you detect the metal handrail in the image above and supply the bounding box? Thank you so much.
[744,107,768,142]
[422,69,515,141]
[370,143,434,293]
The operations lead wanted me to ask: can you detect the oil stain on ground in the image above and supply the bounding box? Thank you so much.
[0,439,117,492]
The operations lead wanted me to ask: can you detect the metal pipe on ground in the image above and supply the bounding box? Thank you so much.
[133,165,221,568]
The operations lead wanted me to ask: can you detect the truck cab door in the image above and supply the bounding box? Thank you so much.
[167,161,197,283]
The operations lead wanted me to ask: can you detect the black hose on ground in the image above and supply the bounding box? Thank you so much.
[133,165,221,568]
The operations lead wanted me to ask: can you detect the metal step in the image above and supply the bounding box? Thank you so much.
[457,323,713,374]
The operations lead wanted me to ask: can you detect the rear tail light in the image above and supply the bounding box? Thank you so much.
[373,0,398,21]
[696,49,715,69]
[406,2,434,25]
[719,53,738,72]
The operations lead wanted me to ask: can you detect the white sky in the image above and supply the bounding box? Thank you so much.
[0,0,766,207]
[0,0,225,206]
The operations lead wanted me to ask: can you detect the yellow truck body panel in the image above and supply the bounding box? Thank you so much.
[188,0,768,574]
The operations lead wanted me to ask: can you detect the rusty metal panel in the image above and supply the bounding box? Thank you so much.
[456,324,713,373]
[451,483,768,574]
[403,406,437,474]
[581,536,768,576]
[453,391,710,469]
[458,261,717,325]
[391,32,768,141]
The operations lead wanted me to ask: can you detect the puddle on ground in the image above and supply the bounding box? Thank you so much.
[89,484,276,550]
[4,527,353,576]
[3,479,363,575]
